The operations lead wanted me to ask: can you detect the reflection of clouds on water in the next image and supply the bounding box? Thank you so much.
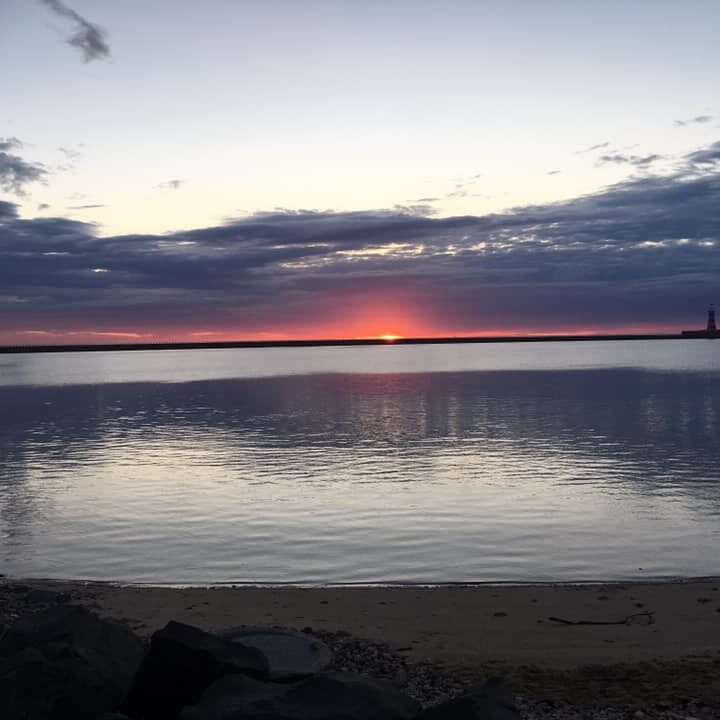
[0,368,719,581]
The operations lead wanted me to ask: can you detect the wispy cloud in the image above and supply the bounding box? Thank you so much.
[597,153,663,168]
[444,173,483,199]
[154,179,183,190]
[58,146,82,160]
[674,115,713,127]
[67,204,105,210]
[576,142,609,155]
[40,0,110,62]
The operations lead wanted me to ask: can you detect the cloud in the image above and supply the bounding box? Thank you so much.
[391,203,436,216]
[685,140,720,167]
[154,179,183,190]
[444,173,483,199]
[0,150,47,195]
[40,0,110,62]
[0,137,23,152]
[0,201,19,221]
[597,153,663,168]
[58,146,82,160]
[56,146,82,172]
[674,115,713,127]
[1,138,719,337]
[576,142,609,154]
[67,204,105,210]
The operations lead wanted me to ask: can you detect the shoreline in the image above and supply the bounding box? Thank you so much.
[7,574,720,589]
[3,577,719,707]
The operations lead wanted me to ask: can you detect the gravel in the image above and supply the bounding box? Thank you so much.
[311,628,720,720]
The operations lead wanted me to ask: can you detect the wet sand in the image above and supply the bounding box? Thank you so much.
[5,579,720,706]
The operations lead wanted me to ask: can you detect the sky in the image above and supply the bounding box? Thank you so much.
[1,0,719,343]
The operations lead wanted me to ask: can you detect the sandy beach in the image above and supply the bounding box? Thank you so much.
[5,578,719,708]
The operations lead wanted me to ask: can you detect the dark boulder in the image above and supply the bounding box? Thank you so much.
[26,588,70,605]
[417,677,520,720]
[181,671,421,720]
[122,620,269,720]
[0,605,144,720]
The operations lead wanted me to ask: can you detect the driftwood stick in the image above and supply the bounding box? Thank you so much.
[548,611,655,626]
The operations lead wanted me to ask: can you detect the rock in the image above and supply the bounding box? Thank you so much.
[182,671,421,720]
[416,677,520,720]
[0,605,144,720]
[122,620,269,720]
[393,667,408,687]
[26,588,70,604]
[218,626,332,680]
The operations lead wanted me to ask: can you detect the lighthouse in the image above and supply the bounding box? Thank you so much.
[682,304,719,337]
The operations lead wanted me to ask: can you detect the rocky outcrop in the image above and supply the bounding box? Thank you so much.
[181,671,422,720]
[0,603,522,720]
[0,605,144,720]
[122,620,269,719]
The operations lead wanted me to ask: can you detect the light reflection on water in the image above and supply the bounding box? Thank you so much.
[0,342,719,584]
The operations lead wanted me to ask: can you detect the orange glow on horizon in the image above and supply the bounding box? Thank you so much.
[0,320,702,346]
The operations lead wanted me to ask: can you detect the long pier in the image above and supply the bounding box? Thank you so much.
[0,331,716,354]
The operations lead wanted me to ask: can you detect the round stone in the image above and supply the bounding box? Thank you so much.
[218,626,332,681]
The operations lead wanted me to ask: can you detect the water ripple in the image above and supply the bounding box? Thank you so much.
[1,345,719,583]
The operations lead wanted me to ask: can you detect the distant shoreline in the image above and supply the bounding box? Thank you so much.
[1,331,718,354]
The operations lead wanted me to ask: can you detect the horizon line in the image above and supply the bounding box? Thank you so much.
[2,330,718,354]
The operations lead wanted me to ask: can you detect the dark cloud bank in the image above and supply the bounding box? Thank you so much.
[1,141,720,338]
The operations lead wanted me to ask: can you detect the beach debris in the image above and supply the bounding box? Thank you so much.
[181,671,421,720]
[122,620,269,719]
[0,605,144,720]
[548,611,655,626]
[217,626,332,680]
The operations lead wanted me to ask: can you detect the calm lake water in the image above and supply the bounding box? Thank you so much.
[1,340,719,584]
